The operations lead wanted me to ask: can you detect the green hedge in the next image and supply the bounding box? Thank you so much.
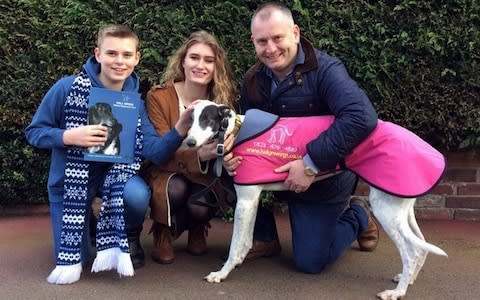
[1,0,479,205]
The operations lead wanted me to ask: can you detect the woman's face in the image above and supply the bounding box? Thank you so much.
[182,42,215,86]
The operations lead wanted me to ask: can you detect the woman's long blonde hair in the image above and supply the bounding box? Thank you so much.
[161,30,237,109]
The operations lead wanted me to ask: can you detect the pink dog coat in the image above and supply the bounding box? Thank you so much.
[232,113,445,197]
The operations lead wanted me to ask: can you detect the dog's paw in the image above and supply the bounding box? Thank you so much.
[376,289,406,300]
[204,272,225,283]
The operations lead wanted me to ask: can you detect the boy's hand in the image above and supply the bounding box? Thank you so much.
[63,125,107,147]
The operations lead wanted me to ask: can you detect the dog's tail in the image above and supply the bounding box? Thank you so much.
[402,218,448,257]
[414,237,448,257]
[406,207,448,257]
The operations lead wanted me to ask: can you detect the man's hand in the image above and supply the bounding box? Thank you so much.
[63,125,107,147]
[275,159,315,193]
[222,134,241,176]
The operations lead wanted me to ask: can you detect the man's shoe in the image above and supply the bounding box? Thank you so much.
[151,222,175,264]
[244,239,281,260]
[350,197,379,252]
[187,223,210,256]
[127,227,145,269]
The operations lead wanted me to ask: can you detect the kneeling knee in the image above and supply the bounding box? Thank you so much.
[124,176,151,205]
[294,257,327,274]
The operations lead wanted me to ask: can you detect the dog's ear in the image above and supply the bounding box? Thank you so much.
[218,105,231,119]
[112,122,122,135]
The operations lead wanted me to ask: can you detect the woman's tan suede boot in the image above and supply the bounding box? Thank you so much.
[151,222,175,264]
[187,223,209,255]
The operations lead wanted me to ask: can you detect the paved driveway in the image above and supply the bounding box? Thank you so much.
[0,213,479,299]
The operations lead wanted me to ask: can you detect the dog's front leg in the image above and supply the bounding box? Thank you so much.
[205,185,263,283]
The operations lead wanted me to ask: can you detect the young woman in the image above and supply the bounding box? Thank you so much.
[141,30,237,264]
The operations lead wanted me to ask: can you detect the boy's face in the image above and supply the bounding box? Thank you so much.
[95,36,140,90]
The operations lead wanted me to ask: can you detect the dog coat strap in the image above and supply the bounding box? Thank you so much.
[214,116,229,177]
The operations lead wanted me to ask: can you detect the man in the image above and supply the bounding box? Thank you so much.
[224,2,379,273]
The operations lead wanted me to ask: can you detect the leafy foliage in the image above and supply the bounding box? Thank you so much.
[1,0,478,205]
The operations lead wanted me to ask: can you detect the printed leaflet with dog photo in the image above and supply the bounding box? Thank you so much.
[84,87,140,164]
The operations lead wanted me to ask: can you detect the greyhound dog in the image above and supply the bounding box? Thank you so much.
[185,100,447,300]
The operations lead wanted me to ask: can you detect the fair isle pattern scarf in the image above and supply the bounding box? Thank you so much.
[47,71,143,284]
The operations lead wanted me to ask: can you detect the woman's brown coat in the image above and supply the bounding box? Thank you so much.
[141,82,221,227]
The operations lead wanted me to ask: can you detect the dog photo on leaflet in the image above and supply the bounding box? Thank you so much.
[87,102,122,155]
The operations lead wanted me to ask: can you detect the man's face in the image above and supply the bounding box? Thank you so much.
[251,10,300,80]
[95,36,140,90]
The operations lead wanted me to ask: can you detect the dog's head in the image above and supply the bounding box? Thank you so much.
[89,102,115,126]
[184,100,232,148]
[89,102,122,137]
[87,102,122,154]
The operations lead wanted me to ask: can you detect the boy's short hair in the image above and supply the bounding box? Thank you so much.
[96,24,139,49]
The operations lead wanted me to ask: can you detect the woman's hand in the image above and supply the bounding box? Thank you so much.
[197,139,218,161]
[198,133,236,162]
[175,103,195,137]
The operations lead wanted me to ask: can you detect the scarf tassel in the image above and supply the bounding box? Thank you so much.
[91,248,134,277]
[47,263,82,284]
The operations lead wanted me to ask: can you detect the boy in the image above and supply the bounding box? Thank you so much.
[26,24,193,284]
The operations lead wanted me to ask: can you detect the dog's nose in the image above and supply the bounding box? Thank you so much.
[185,138,197,147]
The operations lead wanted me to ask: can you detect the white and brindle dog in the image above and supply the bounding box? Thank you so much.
[185,100,447,300]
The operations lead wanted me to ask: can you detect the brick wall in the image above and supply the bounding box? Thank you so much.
[355,151,480,221]
[2,152,479,221]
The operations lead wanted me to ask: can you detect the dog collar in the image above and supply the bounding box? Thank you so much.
[230,115,242,138]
